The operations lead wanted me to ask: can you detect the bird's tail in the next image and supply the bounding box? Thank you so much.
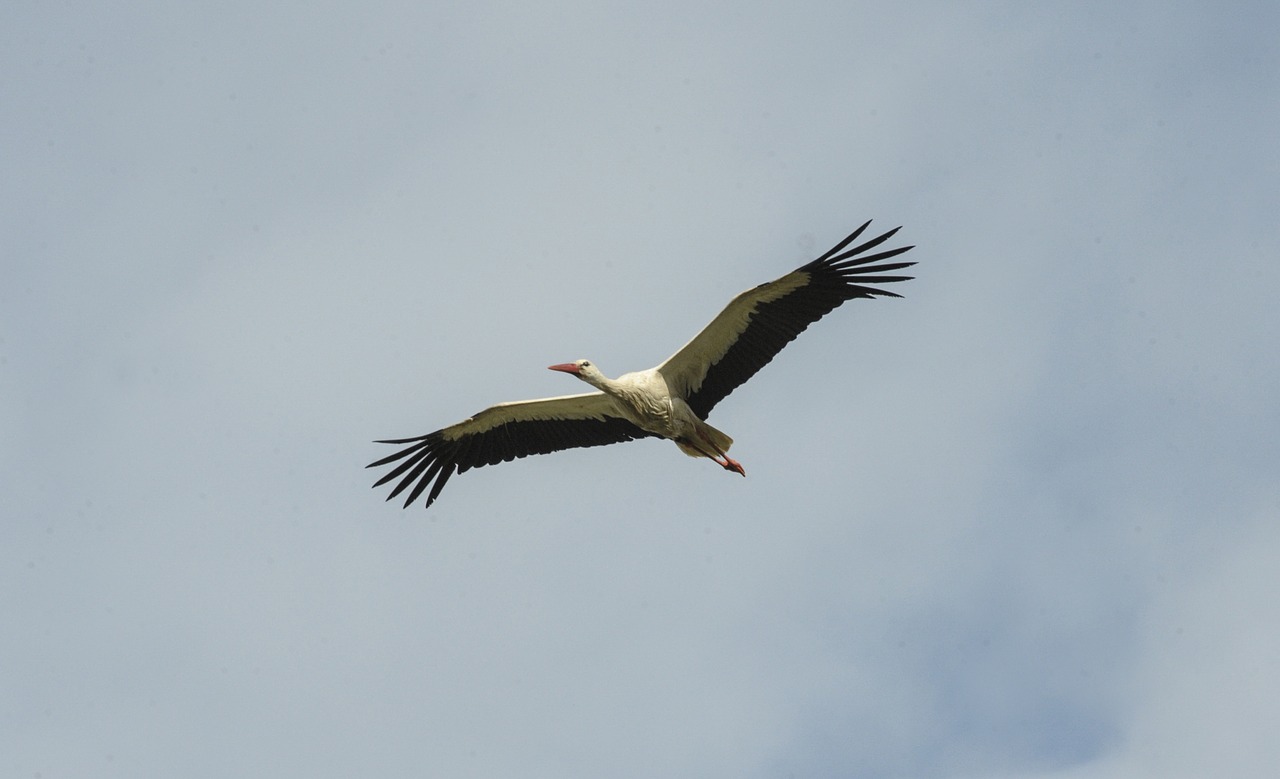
[700,422,733,453]
[675,420,734,459]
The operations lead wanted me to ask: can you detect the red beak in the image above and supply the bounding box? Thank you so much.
[547,363,581,375]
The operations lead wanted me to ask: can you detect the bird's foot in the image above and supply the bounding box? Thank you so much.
[720,457,746,477]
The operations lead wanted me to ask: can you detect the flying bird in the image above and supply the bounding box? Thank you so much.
[368,220,914,509]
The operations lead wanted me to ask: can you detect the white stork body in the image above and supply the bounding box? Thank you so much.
[549,364,741,471]
[369,220,915,510]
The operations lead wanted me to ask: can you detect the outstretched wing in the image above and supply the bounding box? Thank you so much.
[368,392,656,509]
[658,220,914,419]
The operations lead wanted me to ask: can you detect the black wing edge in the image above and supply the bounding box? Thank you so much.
[366,416,656,510]
[800,219,917,298]
[685,220,915,418]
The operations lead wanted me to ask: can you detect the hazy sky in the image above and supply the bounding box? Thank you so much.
[5,2,1279,776]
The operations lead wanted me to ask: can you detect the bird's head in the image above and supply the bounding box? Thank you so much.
[548,359,605,386]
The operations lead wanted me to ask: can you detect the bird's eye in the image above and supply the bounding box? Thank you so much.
[582,361,590,367]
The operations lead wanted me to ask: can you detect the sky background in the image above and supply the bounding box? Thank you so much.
[4,2,1279,776]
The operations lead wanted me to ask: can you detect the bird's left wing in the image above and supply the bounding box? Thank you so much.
[368,392,656,509]
[658,220,914,419]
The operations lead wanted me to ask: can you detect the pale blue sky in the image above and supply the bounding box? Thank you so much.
[4,2,1279,776]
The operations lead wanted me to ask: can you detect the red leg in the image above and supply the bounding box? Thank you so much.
[700,434,746,477]
[719,456,746,477]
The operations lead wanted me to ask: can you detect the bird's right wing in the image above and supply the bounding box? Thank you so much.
[658,221,914,418]
[367,392,656,510]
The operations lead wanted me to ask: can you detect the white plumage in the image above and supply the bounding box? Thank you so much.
[368,220,915,510]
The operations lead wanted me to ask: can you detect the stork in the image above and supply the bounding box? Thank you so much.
[368,220,914,509]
